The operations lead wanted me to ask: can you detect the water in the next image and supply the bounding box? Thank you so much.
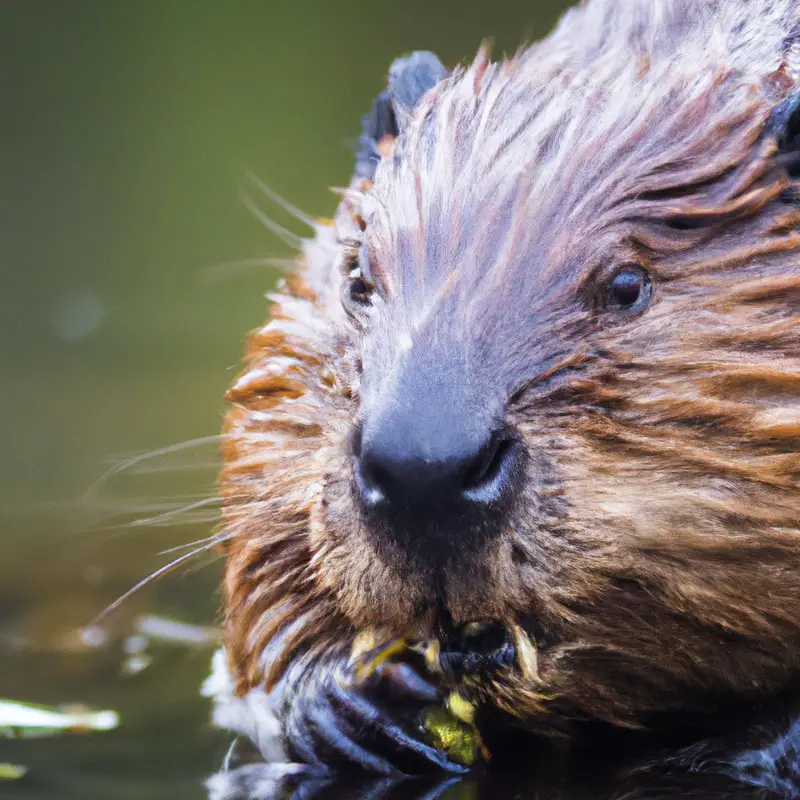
[0,2,568,797]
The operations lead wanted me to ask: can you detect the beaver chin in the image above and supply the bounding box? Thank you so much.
[343,524,525,640]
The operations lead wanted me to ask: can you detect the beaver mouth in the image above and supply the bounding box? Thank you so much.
[411,608,552,687]
[410,605,525,681]
[434,620,517,679]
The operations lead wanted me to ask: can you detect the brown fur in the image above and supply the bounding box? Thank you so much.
[220,0,800,735]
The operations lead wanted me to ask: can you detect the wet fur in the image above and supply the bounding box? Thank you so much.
[217,0,800,781]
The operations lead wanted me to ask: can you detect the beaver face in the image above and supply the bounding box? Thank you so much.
[222,3,800,726]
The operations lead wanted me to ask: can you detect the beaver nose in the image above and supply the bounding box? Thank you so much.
[354,422,520,512]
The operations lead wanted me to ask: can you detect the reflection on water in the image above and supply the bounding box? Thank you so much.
[0,2,575,798]
[3,649,219,800]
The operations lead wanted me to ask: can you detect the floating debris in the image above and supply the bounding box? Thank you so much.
[121,653,153,676]
[0,700,119,738]
[0,763,27,781]
[80,625,108,650]
[122,633,149,655]
[135,614,218,647]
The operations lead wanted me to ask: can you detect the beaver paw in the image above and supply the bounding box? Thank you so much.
[276,649,473,777]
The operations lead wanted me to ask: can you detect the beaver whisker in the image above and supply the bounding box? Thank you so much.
[243,169,318,230]
[124,496,222,528]
[92,540,223,624]
[81,496,218,530]
[238,188,305,250]
[81,434,227,501]
[200,257,298,284]
[123,461,220,476]
[158,530,234,557]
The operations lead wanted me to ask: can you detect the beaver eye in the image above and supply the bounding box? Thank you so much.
[604,265,652,312]
[348,273,371,303]
[341,267,373,319]
[341,239,376,319]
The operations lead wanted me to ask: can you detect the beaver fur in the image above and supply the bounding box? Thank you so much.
[209,0,800,794]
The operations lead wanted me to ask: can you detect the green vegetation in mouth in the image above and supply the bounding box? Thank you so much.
[422,702,483,766]
[349,632,490,766]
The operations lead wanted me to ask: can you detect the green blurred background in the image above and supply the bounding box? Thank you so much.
[0,2,570,797]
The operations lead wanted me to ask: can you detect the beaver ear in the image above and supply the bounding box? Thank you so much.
[388,51,447,126]
[355,89,396,180]
[355,51,447,181]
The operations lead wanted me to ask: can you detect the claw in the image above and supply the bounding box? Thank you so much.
[325,673,470,775]
[305,690,398,776]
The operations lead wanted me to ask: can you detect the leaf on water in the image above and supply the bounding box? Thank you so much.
[0,700,119,738]
[0,763,27,781]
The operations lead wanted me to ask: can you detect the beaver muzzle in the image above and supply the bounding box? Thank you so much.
[351,342,526,569]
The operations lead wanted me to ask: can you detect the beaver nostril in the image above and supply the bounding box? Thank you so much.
[352,426,386,507]
[354,420,521,514]
[354,457,388,508]
[461,435,519,503]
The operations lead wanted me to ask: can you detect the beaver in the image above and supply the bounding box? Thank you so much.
[206,0,800,795]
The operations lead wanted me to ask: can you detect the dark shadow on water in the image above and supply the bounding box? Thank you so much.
[204,765,772,800]
[2,642,781,800]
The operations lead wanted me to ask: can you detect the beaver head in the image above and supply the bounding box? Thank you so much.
[220,0,800,729]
